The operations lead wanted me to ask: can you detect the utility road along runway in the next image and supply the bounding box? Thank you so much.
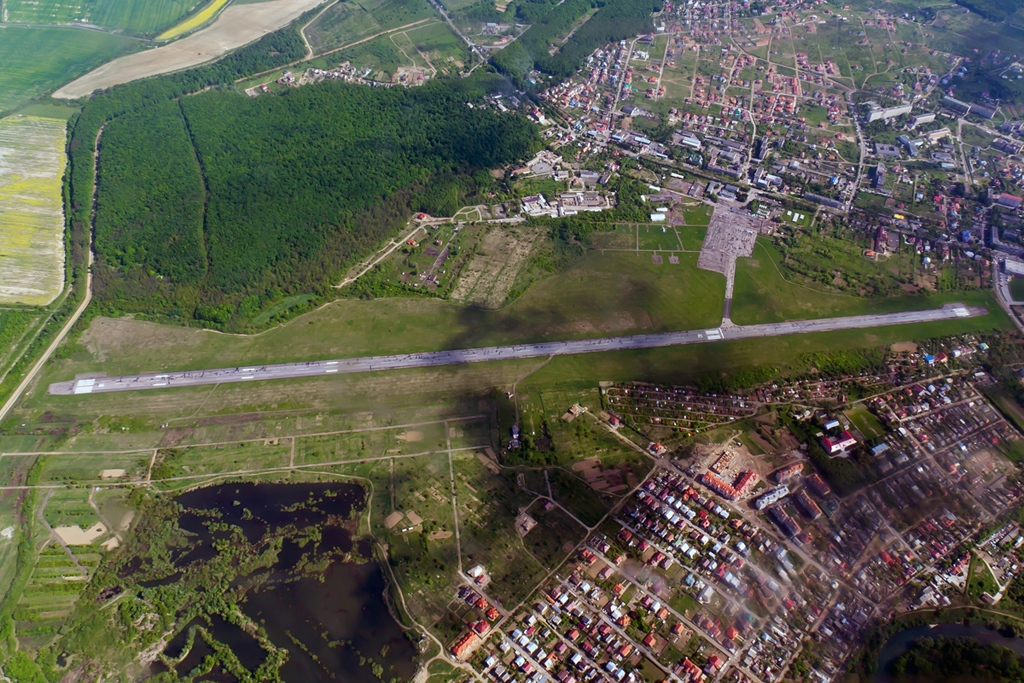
[49,304,981,396]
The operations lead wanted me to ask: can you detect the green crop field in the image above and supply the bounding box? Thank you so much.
[0,27,133,113]
[5,0,201,34]
[0,115,67,306]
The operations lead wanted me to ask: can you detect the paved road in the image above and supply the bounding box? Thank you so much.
[48,304,982,396]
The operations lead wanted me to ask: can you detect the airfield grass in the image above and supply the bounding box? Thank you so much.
[12,290,1013,457]
[41,249,723,380]
[0,27,133,114]
[732,238,999,325]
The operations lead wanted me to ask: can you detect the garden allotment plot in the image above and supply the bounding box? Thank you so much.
[0,116,66,306]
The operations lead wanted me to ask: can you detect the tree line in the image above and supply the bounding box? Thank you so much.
[491,0,661,86]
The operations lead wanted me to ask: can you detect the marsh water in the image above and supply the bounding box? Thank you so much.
[152,482,418,682]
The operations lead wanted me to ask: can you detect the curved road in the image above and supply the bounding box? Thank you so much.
[49,303,982,396]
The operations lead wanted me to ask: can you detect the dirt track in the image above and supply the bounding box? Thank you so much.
[53,0,325,99]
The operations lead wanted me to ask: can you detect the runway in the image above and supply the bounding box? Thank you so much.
[48,303,982,396]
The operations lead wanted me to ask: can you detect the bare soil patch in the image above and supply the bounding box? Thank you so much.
[450,226,542,308]
[54,522,106,545]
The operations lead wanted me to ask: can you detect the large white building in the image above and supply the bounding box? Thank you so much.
[864,102,913,123]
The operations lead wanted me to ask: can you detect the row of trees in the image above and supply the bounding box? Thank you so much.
[95,100,207,284]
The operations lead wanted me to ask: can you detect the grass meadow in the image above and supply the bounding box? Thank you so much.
[731,238,997,325]
[305,0,438,53]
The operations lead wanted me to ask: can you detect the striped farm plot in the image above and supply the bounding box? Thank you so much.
[0,115,66,306]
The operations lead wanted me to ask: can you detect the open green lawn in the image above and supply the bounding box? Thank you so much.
[967,554,999,602]
[845,404,885,440]
[5,0,198,34]
[0,27,133,113]
[732,238,997,325]
[405,20,470,68]
[1010,276,1024,302]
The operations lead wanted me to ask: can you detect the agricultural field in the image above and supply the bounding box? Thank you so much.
[0,115,67,306]
[0,27,133,113]
[403,20,471,73]
[156,0,230,39]
[319,18,469,79]
[4,0,200,33]
[53,0,323,98]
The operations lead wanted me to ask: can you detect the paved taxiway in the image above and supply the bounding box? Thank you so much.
[48,304,982,396]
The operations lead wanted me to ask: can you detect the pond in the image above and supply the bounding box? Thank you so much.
[149,482,418,682]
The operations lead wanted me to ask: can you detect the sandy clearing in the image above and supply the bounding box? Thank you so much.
[53,0,326,99]
[118,510,135,532]
[54,522,107,545]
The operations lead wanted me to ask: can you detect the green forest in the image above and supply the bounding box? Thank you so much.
[96,100,207,285]
[491,0,660,84]
[92,78,536,328]
[890,636,1024,681]
[954,0,1024,23]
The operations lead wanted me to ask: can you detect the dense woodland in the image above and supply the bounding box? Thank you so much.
[953,0,1024,23]
[891,636,1024,681]
[68,27,310,304]
[70,24,537,330]
[96,100,207,285]
[491,0,661,85]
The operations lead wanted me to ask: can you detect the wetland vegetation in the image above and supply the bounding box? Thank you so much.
[23,482,418,682]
